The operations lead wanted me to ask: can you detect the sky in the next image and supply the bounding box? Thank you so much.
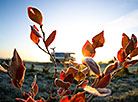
[0,0,138,63]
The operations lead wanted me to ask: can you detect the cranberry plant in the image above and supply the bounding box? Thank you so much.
[0,7,138,102]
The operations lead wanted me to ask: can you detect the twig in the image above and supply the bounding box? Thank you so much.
[40,25,45,41]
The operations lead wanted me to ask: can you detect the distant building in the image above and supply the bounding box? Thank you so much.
[50,52,76,62]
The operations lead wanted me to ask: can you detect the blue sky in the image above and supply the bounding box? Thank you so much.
[0,0,138,62]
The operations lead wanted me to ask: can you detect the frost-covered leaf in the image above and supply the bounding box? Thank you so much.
[130,47,138,59]
[104,61,119,75]
[117,48,127,62]
[75,71,86,81]
[92,74,111,88]
[30,25,41,44]
[82,40,95,57]
[70,92,85,102]
[64,74,74,84]
[122,33,130,49]
[0,65,7,73]
[122,60,138,68]
[82,67,89,75]
[55,78,70,90]
[45,30,56,47]
[10,49,26,88]
[92,30,105,48]
[60,96,71,102]
[125,34,136,55]
[27,7,43,25]
[79,80,89,88]
[84,86,111,97]
[60,71,67,80]
[57,87,65,95]
[82,57,101,76]
[31,75,38,98]
[66,67,79,77]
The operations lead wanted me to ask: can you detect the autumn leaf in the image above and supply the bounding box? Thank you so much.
[74,71,86,81]
[63,90,71,96]
[45,30,56,47]
[97,74,111,88]
[103,61,119,75]
[125,34,136,55]
[78,80,89,88]
[92,30,105,48]
[57,88,65,95]
[131,34,137,48]
[30,25,41,44]
[70,92,86,102]
[130,47,138,59]
[64,74,74,84]
[122,33,130,49]
[54,78,71,90]
[31,75,38,98]
[65,67,79,77]
[82,57,101,76]
[10,49,26,88]
[82,40,95,57]
[0,65,7,73]
[122,60,138,68]
[82,67,89,75]
[60,71,67,80]
[117,48,127,62]
[60,96,71,102]
[27,7,43,25]
[84,86,111,97]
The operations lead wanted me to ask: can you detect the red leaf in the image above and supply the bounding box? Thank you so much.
[130,47,138,59]
[65,67,79,77]
[122,33,130,49]
[45,30,56,47]
[70,92,86,102]
[82,57,101,76]
[104,61,119,75]
[79,80,89,88]
[54,78,71,90]
[82,40,95,57]
[64,74,74,84]
[131,34,137,48]
[92,30,105,48]
[60,71,67,80]
[57,87,65,95]
[30,25,41,44]
[16,64,26,87]
[31,75,38,98]
[117,48,127,62]
[60,96,71,102]
[122,60,138,68]
[97,74,111,88]
[63,90,71,96]
[27,7,43,25]
[10,49,26,88]
[74,71,86,81]
[125,34,136,55]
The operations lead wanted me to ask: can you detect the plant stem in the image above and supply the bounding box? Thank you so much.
[39,26,58,102]
[40,25,45,41]
[73,85,79,95]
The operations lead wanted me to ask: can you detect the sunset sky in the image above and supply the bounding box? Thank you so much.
[0,0,138,63]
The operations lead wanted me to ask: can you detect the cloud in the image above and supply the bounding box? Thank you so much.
[105,9,138,33]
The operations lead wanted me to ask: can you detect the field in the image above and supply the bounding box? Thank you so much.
[0,60,138,102]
